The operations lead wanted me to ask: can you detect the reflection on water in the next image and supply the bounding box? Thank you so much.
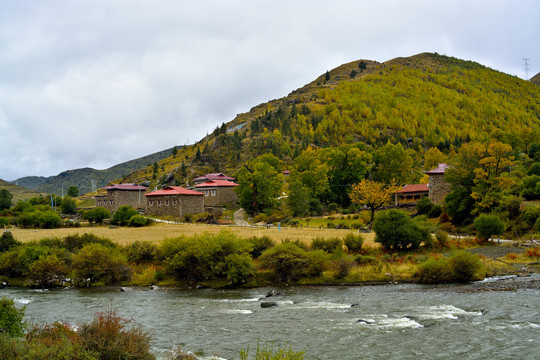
[2,283,539,359]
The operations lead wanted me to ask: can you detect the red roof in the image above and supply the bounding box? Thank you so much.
[145,186,204,197]
[396,184,429,194]
[194,180,239,188]
[193,173,235,182]
[105,183,148,191]
[425,163,449,175]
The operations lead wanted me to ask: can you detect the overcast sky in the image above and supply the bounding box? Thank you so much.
[0,0,538,181]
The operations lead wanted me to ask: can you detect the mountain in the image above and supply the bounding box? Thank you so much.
[0,179,44,203]
[13,147,178,195]
[118,52,539,189]
[531,71,540,85]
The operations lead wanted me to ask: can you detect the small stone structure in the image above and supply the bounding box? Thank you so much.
[395,184,429,205]
[426,163,450,204]
[145,186,204,218]
[98,183,148,212]
[194,180,239,206]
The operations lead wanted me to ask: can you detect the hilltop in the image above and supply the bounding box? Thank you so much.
[119,52,540,189]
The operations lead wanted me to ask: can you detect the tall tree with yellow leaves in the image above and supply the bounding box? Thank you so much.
[350,179,401,227]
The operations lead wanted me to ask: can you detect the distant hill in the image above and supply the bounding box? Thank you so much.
[14,147,178,195]
[0,179,44,203]
[531,71,540,85]
[118,52,540,189]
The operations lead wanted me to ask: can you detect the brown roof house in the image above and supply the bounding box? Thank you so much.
[145,186,204,218]
[194,180,239,206]
[395,184,429,205]
[426,163,450,204]
[193,173,235,185]
[96,183,148,212]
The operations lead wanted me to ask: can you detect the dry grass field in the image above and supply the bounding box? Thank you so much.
[10,223,377,247]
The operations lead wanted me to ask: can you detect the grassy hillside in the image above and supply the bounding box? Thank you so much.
[531,71,540,85]
[0,179,44,202]
[120,53,540,189]
[14,147,178,195]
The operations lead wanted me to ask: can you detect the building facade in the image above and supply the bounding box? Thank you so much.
[395,184,429,205]
[98,183,148,212]
[426,163,450,204]
[145,186,204,218]
[194,180,239,206]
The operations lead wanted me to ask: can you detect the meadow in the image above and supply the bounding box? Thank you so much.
[9,222,378,247]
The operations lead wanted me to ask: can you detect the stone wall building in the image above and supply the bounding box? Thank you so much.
[194,180,239,206]
[395,184,429,205]
[426,163,450,204]
[145,186,204,218]
[98,183,148,212]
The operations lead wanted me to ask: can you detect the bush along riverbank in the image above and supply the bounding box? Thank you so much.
[0,228,538,290]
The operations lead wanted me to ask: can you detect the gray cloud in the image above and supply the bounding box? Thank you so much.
[0,0,538,180]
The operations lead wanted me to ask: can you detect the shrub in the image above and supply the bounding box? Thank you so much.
[448,251,485,282]
[72,243,131,285]
[415,258,452,284]
[60,197,77,215]
[428,205,443,218]
[38,211,62,229]
[372,209,430,250]
[79,309,155,360]
[0,217,9,228]
[26,255,68,288]
[83,207,111,224]
[249,236,274,258]
[63,233,116,252]
[253,213,269,223]
[416,196,433,215]
[0,250,22,277]
[124,241,157,264]
[435,230,449,248]
[333,256,355,279]
[0,297,26,338]
[259,243,327,283]
[183,213,193,223]
[111,206,138,226]
[224,253,255,286]
[526,247,540,258]
[128,215,148,227]
[343,233,364,253]
[310,237,342,253]
[161,231,253,283]
[354,255,379,266]
[474,214,505,241]
[0,231,20,253]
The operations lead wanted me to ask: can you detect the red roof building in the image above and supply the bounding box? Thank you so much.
[194,180,239,206]
[193,173,235,185]
[395,183,429,205]
[145,186,204,218]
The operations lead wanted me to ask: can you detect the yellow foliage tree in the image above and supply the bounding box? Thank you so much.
[350,179,401,226]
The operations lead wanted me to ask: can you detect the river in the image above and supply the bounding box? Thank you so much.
[2,279,539,359]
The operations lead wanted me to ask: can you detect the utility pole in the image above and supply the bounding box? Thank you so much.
[523,58,530,80]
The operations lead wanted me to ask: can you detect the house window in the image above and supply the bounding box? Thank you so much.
[204,191,209,196]
[211,190,216,196]
[173,200,177,205]
[149,201,153,206]
[157,201,162,206]
[165,200,169,206]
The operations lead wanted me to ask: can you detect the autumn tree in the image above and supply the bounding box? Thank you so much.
[350,179,401,226]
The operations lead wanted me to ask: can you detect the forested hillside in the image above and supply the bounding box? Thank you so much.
[122,53,539,194]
